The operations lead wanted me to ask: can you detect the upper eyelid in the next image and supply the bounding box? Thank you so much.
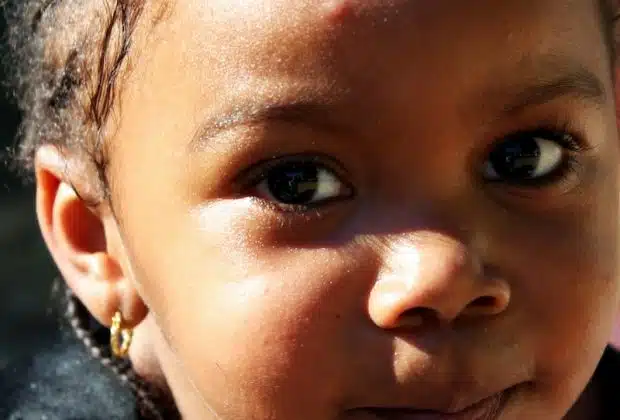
[502,129,583,151]
[476,122,590,166]
[233,153,351,187]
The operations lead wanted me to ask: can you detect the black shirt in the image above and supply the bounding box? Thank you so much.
[0,326,140,420]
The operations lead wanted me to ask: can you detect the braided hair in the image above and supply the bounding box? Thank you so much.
[58,280,180,419]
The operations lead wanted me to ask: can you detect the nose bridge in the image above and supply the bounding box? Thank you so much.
[368,232,510,329]
[403,234,473,287]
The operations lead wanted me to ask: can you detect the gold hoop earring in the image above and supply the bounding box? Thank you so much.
[110,311,133,358]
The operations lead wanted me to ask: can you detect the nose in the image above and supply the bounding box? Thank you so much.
[367,234,510,329]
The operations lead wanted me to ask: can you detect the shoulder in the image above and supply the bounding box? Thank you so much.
[0,324,139,420]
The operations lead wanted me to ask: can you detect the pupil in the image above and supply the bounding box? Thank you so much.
[267,163,319,204]
[489,137,540,180]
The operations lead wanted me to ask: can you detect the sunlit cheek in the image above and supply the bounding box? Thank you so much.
[158,196,363,399]
[191,195,341,256]
[155,270,311,416]
[192,197,265,272]
[187,274,286,360]
[184,197,340,329]
[167,263,351,411]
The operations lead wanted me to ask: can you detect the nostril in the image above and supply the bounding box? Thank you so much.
[463,295,507,317]
[397,307,440,329]
[471,296,497,307]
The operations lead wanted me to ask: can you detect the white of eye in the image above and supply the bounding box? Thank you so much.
[311,168,343,201]
[482,137,564,180]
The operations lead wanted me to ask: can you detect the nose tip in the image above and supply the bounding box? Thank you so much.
[367,235,510,330]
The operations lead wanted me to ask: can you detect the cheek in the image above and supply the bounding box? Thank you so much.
[123,198,370,415]
[500,185,620,396]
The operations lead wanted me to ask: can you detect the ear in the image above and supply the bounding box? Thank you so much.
[34,145,147,328]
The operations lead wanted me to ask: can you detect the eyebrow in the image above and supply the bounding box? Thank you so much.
[190,57,607,150]
[189,99,344,152]
[496,57,607,116]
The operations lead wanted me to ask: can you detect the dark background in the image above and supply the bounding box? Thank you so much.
[0,12,58,370]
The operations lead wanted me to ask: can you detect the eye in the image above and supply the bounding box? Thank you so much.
[251,159,352,208]
[482,131,576,184]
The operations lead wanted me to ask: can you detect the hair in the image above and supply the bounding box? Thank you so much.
[5,1,178,417]
[3,0,620,418]
[7,0,136,194]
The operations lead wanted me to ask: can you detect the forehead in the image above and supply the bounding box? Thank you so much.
[153,0,608,94]
[114,0,613,166]
[186,0,605,52]
[138,1,605,117]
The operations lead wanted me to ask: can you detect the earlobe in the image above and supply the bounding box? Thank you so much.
[34,145,146,328]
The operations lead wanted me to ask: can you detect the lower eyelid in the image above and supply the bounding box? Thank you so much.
[483,156,584,197]
[249,197,346,221]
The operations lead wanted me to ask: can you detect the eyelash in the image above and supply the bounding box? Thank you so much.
[235,153,354,212]
[235,118,589,212]
[482,118,588,188]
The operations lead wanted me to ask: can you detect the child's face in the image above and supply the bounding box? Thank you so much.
[100,0,619,418]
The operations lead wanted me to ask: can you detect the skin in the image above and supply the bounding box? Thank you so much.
[34,0,620,418]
